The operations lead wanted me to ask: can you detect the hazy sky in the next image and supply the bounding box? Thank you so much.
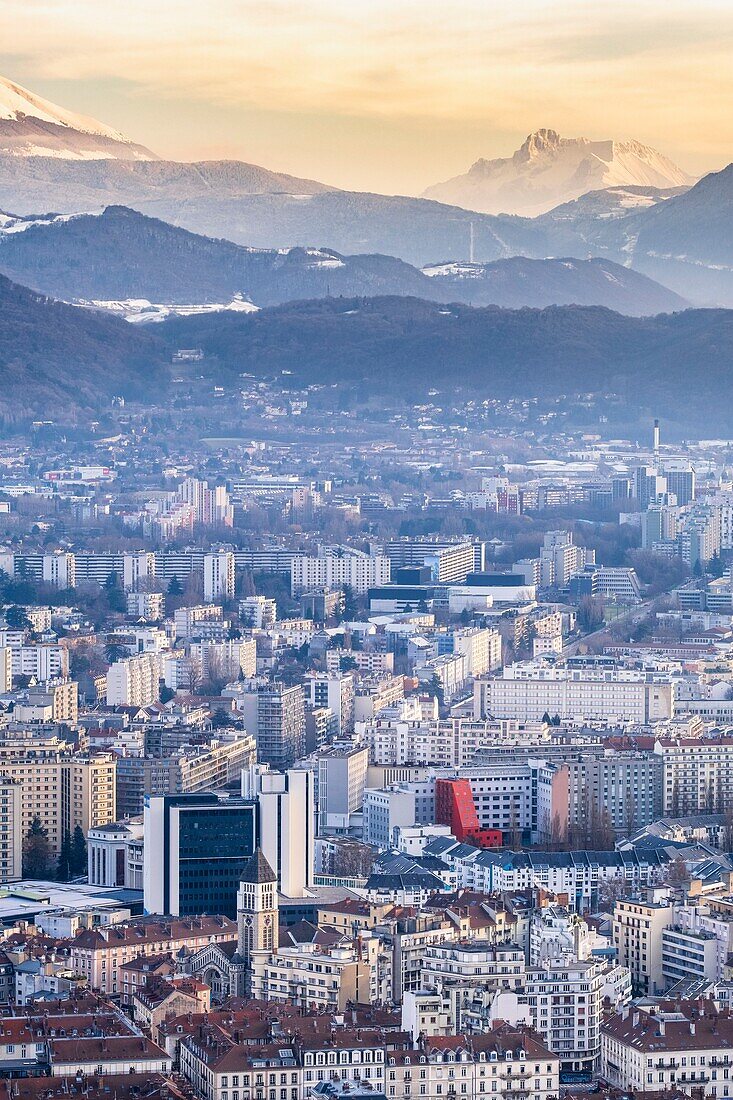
[1,0,732,193]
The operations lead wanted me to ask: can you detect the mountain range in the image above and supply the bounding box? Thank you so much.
[1,274,733,429]
[0,205,688,316]
[0,76,730,303]
[157,296,733,432]
[423,128,694,216]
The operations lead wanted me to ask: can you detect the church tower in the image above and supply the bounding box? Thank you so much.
[236,846,279,968]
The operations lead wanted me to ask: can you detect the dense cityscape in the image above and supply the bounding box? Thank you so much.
[2,7,733,1100]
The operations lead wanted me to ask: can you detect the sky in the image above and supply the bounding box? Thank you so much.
[1,0,732,194]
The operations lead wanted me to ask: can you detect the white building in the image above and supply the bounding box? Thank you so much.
[42,552,75,589]
[106,653,160,706]
[475,662,675,723]
[203,551,235,602]
[291,547,391,596]
[241,765,315,897]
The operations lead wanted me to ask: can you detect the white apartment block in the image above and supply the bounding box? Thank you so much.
[475,663,674,723]
[174,604,224,639]
[42,552,75,589]
[366,716,547,769]
[239,595,277,629]
[122,551,156,591]
[203,551,235,602]
[106,653,160,706]
[12,644,68,680]
[415,653,468,702]
[126,591,165,620]
[291,548,391,596]
[654,735,733,815]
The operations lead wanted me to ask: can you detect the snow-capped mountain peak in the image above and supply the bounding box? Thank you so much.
[0,75,157,160]
[423,129,694,216]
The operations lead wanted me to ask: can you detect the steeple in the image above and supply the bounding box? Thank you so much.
[235,846,279,995]
[240,846,277,885]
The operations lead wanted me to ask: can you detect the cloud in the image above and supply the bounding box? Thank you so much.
[0,0,731,188]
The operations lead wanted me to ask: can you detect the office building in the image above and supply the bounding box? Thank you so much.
[143,792,258,917]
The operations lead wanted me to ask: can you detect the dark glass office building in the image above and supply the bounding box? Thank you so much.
[144,792,257,917]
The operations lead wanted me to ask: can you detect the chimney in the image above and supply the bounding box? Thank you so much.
[653,419,660,460]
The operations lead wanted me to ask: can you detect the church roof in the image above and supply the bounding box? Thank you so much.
[240,847,277,885]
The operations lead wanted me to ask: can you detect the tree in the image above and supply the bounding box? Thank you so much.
[56,830,73,881]
[104,571,126,613]
[104,641,127,665]
[341,583,358,620]
[4,605,30,630]
[427,672,445,711]
[23,816,53,879]
[709,552,725,579]
[168,575,183,597]
[577,595,605,632]
[71,825,87,877]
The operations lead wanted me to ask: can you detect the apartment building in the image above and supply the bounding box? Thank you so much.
[0,776,22,882]
[126,591,164,620]
[366,716,549,769]
[70,916,237,995]
[0,752,116,856]
[237,681,306,770]
[42,551,76,589]
[291,547,391,596]
[204,551,235,602]
[308,674,355,736]
[475,663,674,723]
[655,735,733,815]
[116,732,256,817]
[239,595,277,629]
[106,653,160,706]
[174,603,225,639]
[354,675,405,722]
[613,890,673,995]
[602,1003,733,1096]
[317,745,370,832]
[250,939,376,1010]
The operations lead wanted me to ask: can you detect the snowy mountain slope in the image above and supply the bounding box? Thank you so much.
[0,204,687,316]
[423,129,695,216]
[0,75,157,160]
